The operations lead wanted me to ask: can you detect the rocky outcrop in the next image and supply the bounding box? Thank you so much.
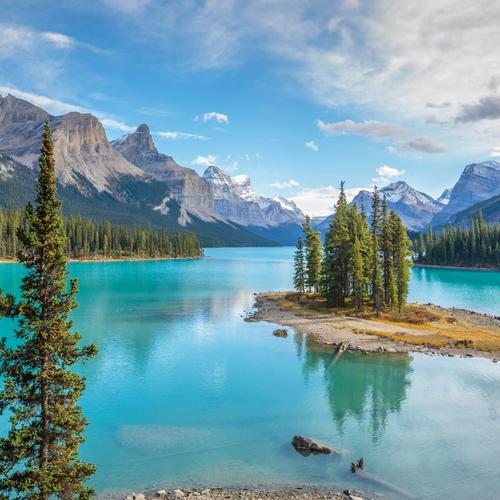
[273,328,288,337]
[112,125,219,221]
[291,435,332,454]
[0,94,144,196]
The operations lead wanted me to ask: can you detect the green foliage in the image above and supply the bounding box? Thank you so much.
[303,216,322,292]
[0,123,96,499]
[414,213,500,268]
[0,210,203,260]
[299,183,412,314]
[293,237,306,293]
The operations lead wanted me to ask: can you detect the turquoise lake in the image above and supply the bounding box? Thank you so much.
[0,247,499,499]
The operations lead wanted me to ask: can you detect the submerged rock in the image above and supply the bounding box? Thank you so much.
[291,435,332,454]
[273,328,288,337]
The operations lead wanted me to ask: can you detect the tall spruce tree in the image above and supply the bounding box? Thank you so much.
[351,235,365,311]
[322,182,350,306]
[381,196,396,308]
[293,237,306,293]
[303,216,322,292]
[370,186,384,316]
[391,212,412,311]
[0,123,97,499]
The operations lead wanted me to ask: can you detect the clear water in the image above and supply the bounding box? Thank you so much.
[0,247,499,499]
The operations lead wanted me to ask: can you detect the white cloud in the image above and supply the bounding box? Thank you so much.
[291,185,365,217]
[100,119,135,133]
[271,179,300,189]
[192,154,217,166]
[305,140,319,151]
[157,131,207,140]
[195,112,229,124]
[317,119,406,139]
[42,32,75,49]
[490,142,500,157]
[376,165,405,178]
[372,165,405,185]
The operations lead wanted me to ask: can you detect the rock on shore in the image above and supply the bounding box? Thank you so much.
[121,487,363,499]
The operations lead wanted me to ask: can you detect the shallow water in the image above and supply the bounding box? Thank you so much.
[0,247,499,499]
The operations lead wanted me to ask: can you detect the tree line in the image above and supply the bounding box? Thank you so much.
[413,214,500,268]
[0,209,203,260]
[294,183,412,314]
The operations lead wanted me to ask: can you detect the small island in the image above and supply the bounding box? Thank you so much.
[249,291,500,360]
[249,183,500,361]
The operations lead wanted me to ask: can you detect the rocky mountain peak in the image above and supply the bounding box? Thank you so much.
[438,188,452,205]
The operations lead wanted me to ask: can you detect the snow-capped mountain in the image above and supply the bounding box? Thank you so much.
[316,181,443,232]
[202,165,304,228]
[432,161,500,226]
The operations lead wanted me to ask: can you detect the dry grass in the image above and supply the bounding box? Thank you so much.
[266,292,500,352]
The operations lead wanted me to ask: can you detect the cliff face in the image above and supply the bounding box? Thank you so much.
[112,124,219,220]
[0,95,144,196]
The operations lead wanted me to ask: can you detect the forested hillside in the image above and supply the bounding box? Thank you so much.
[0,208,202,260]
[414,215,500,268]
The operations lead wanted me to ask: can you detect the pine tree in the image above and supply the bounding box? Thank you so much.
[370,187,384,316]
[351,235,364,310]
[322,182,350,306]
[303,216,322,292]
[381,197,396,308]
[0,123,97,499]
[293,237,306,293]
[392,212,412,312]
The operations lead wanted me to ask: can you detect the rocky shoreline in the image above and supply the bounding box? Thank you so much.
[247,292,500,361]
[105,486,365,500]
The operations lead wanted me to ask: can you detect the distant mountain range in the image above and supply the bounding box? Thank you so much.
[0,94,305,246]
[315,162,500,233]
[0,93,499,245]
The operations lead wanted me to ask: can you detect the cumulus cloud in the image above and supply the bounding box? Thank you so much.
[192,154,217,166]
[372,164,405,185]
[42,32,75,49]
[157,131,207,140]
[389,137,448,154]
[376,165,405,178]
[305,140,319,151]
[195,112,229,124]
[317,119,407,139]
[270,179,300,189]
[456,95,500,123]
[290,185,365,217]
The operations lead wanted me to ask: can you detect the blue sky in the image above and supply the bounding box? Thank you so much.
[1,0,500,215]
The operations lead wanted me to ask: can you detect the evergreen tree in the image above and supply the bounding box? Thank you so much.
[381,196,396,308]
[303,216,322,292]
[351,235,364,310]
[322,182,350,306]
[370,187,384,316]
[0,123,97,499]
[293,237,306,293]
[392,212,412,311]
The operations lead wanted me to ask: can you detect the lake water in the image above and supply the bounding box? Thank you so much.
[0,247,499,499]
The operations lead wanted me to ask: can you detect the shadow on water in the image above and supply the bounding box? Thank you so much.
[297,333,412,442]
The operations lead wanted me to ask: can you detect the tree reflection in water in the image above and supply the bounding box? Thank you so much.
[298,333,412,442]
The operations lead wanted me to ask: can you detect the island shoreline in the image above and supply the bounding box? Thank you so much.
[413,263,499,272]
[247,292,500,361]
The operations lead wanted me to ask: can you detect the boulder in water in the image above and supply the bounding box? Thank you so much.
[291,435,332,454]
[273,328,288,337]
